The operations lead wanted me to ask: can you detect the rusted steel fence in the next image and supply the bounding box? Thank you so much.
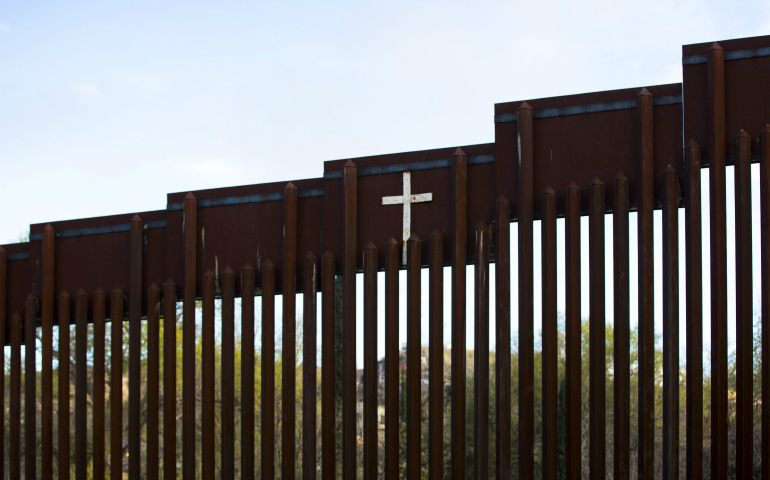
[2,34,770,479]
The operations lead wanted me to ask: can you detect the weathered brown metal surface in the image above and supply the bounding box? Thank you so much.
[10,312,21,480]
[635,88,655,480]
[342,160,357,480]
[450,148,467,480]
[383,239,399,480]
[25,293,37,480]
[221,268,236,480]
[58,292,71,480]
[0,247,5,480]
[75,290,88,480]
[302,253,318,480]
[707,43,728,480]
[129,215,142,480]
[262,260,276,480]
[406,234,422,480]
[202,270,216,480]
[321,251,335,480]
[473,224,490,480]
[41,225,54,480]
[363,242,378,480]
[428,230,444,479]
[734,131,754,478]
[163,279,177,480]
[283,183,298,480]
[564,182,581,480]
[661,166,679,480]
[93,289,106,480]
[146,284,160,480]
[684,141,703,480]
[541,188,557,480]
[182,193,197,480]
[588,178,606,480]
[613,174,630,480]
[761,127,770,480]
[240,265,255,480]
[494,198,511,480]
[110,288,123,480]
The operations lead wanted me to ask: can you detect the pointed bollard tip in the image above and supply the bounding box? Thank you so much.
[686,139,700,149]
[518,101,533,110]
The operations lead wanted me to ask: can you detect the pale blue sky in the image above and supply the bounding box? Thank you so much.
[2,1,768,367]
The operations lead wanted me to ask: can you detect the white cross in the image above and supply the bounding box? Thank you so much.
[382,172,433,264]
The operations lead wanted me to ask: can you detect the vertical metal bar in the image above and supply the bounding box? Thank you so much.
[59,292,71,480]
[429,230,444,479]
[406,234,422,480]
[342,160,357,480]
[450,148,467,480]
[147,283,160,480]
[661,166,680,480]
[541,188,557,480]
[111,287,124,480]
[474,224,490,480]
[262,260,277,480]
[363,242,378,479]
[41,224,54,480]
[613,174,630,480]
[564,182,582,479]
[684,140,703,480]
[163,279,178,480]
[25,293,37,480]
[241,265,255,480]
[182,192,197,480]
[321,252,336,480]
[760,126,770,480]
[303,253,318,480]
[221,267,236,480]
[384,239,399,480]
[128,215,142,480]
[283,182,298,480]
[517,102,535,480]
[734,130,753,478]
[0,247,5,480]
[11,311,22,480]
[588,178,606,480]
[93,288,106,480]
[707,42,728,479]
[635,87,655,480]
[75,289,88,480]
[201,270,216,479]
[495,197,511,480]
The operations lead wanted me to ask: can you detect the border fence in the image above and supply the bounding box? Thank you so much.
[2,34,770,479]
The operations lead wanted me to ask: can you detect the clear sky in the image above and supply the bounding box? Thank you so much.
[2,1,768,366]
